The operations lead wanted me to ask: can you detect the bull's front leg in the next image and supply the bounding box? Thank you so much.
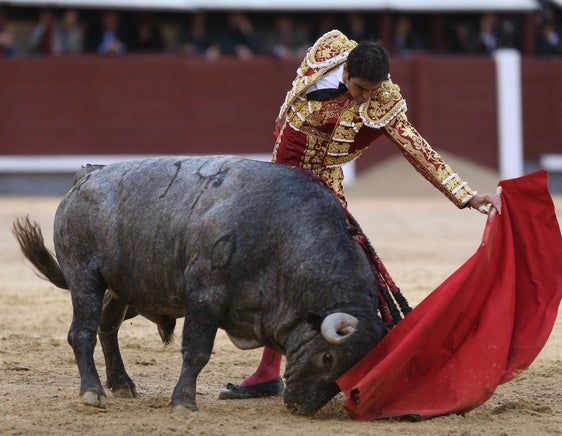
[170,309,218,414]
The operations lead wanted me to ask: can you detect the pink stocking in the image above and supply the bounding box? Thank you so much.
[240,347,282,386]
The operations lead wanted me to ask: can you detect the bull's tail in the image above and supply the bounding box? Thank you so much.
[12,216,68,290]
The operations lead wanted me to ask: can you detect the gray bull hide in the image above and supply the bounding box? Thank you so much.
[13,155,385,415]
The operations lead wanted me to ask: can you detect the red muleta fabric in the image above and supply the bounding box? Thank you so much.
[337,170,562,420]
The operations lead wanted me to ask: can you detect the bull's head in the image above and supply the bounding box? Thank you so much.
[283,311,385,415]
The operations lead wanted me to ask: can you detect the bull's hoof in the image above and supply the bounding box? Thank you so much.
[81,391,107,409]
[172,403,198,416]
[112,386,138,399]
[218,378,284,400]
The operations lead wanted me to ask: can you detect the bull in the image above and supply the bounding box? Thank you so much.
[13,155,385,415]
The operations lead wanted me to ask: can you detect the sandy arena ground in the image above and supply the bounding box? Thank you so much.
[1,156,561,435]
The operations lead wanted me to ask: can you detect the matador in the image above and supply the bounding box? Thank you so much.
[219,29,502,400]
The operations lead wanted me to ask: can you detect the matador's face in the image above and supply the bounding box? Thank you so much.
[343,64,382,104]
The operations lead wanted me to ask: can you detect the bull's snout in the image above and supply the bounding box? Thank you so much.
[284,398,319,416]
[283,383,340,416]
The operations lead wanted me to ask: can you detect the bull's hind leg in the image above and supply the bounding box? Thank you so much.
[67,277,107,408]
[98,292,138,399]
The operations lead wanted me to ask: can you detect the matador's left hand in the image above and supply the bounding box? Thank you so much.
[469,187,502,215]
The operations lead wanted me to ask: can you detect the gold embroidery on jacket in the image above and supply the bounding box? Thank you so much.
[384,112,474,207]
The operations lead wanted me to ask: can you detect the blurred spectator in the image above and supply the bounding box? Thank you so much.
[312,13,337,40]
[0,8,15,57]
[28,8,55,54]
[427,15,457,53]
[53,9,84,55]
[343,12,374,42]
[497,15,518,49]
[180,12,219,60]
[468,12,502,54]
[392,15,424,55]
[87,10,127,55]
[129,12,163,52]
[451,20,473,53]
[217,11,262,59]
[265,14,309,60]
[537,19,562,56]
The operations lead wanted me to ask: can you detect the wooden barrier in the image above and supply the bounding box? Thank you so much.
[0,54,560,176]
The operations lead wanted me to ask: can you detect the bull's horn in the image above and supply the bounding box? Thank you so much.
[320,313,359,344]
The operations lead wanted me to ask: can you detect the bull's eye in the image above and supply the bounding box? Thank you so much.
[322,352,333,370]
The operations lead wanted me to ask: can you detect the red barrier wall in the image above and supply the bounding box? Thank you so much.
[521,58,562,162]
[0,56,295,156]
[0,55,559,172]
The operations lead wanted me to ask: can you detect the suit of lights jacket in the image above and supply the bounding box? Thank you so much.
[272,30,476,207]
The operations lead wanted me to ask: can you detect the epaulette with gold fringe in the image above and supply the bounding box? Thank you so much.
[277,30,355,121]
[360,79,407,128]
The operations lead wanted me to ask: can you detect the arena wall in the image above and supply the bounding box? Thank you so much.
[0,55,560,174]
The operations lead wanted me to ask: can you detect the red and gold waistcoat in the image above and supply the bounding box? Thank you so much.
[272,30,475,208]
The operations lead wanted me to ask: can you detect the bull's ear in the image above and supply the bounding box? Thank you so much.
[306,312,326,331]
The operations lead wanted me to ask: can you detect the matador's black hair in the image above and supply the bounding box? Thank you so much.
[346,40,389,84]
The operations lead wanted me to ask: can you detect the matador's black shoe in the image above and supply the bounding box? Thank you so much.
[218,377,284,400]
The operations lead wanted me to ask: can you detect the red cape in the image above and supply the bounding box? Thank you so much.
[337,170,562,420]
